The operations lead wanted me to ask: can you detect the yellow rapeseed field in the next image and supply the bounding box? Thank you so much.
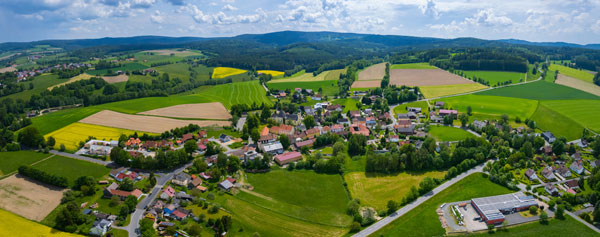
[0,208,80,236]
[257,70,285,77]
[45,122,154,151]
[212,67,247,79]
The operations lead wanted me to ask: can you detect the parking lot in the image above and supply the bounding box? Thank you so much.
[441,202,487,233]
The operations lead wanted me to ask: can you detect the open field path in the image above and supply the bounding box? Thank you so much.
[352,161,490,237]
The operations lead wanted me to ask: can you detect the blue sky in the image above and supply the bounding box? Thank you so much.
[0,0,599,44]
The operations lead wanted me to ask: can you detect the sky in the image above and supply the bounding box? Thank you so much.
[0,0,599,44]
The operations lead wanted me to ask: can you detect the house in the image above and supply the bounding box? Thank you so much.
[274,151,303,165]
[114,170,139,182]
[145,210,157,221]
[570,161,585,175]
[160,186,175,200]
[303,127,320,139]
[176,191,193,201]
[218,180,234,191]
[258,134,277,144]
[270,124,294,135]
[389,135,400,143]
[89,219,112,236]
[438,109,458,117]
[226,177,237,184]
[349,111,361,118]
[430,114,443,123]
[286,113,301,125]
[331,124,345,133]
[188,177,203,190]
[541,166,556,180]
[557,164,572,178]
[350,123,369,136]
[182,133,194,142]
[295,139,315,149]
[566,179,580,189]
[198,130,207,138]
[408,107,422,113]
[260,127,270,136]
[199,172,212,180]
[571,152,582,161]
[163,204,177,215]
[312,94,322,101]
[545,183,558,196]
[171,173,191,186]
[542,145,553,156]
[473,120,487,130]
[260,142,284,155]
[109,167,126,179]
[365,116,376,126]
[171,208,190,221]
[524,169,538,180]
[435,101,445,108]
[103,182,142,200]
[542,131,556,143]
[219,134,231,143]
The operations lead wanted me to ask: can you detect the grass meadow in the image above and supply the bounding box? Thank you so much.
[477,81,599,100]
[344,171,446,210]
[0,151,52,176]
[153,62,192,81]
[0,208,78,237]
[531,103,583,141]
[374,173,512,236]
[212,67,247,79]
[5,74,64,100]
[438,94,538,121]
[540,100,600,134]
[267,80,339,96]
[32,155,110,186]
[420,83,488,98]
[87,62,148,76]
[458,70,525,86]
[471,215,598,237]
[390,63,437,69]
[393,101,430,116]
[269,69,345,83]
[428,125,476,141]
[549,64,595,83]
[45,122,154,151]
[331,98,360,112]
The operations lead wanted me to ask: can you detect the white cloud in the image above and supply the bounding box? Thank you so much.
[419,0,439,19]
[131,0,156,8]
[165,0,185,6]
[150,10,164,23]
[222,4,237,11]
[465,9,513,27]
[185,4,265,24]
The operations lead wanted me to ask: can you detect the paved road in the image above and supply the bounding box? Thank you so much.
[50,150,113,166]
[353,161,489,237]
[123,161,194,237]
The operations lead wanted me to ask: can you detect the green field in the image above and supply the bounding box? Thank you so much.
[237,169,351,227]
[420,83,488,98]
[45,122,155,151]
[375,173,513,236]
[390,63,437,69]
[459,70,525,86]
[30,81,270,135]
[439,94,538,121]
[331,98,360,112]
[344,171,446,210]
[472,215,598,237]
[87,63,148,76]
[540,100,600,134]
[393,101,430,116]
[549,64,594,83]
[0,151,52,176]
[0,208,78,237]
[269,69,345,83]
[153,62,191,81]
[31,155,110,186]
[530,103,583,141]
[267,80,339,96]
[5,74,64,100]
[477,81,599,100]
[544,69,557,82]
[428,125,476,141]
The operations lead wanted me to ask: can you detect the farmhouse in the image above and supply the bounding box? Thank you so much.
[274,151,303,166]
[471,192,538,225]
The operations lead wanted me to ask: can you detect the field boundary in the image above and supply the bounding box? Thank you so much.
[0,154,55,180]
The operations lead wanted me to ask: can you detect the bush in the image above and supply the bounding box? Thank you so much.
[59,144,66,152]
[350,221,361,232]
[539,211,548,224]
[529,206,538,215]
[18,165,68,187]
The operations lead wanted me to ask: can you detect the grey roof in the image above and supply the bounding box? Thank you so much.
[174,173,191,181]
[219,180,234,190]
[472,192,538,221]
[262,142,283,152]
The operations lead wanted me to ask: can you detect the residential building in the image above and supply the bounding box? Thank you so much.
[557,164,572,178]
[545,183,558,196]
[160,186,175,200]
[541,166,556,180]
[218,180,234,191]
[570,161,585,175]
[172,173,191,186]
[524,169,538,180]
[542,131,556,143]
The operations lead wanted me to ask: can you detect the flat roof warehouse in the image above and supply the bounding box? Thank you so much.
[471,192,538,224]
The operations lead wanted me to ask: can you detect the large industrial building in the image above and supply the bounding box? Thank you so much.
[471,192,538,225]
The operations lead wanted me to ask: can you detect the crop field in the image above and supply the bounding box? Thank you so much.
[193,81,272,108]
[32,155,110,186]
[0,151,52,176]
[540,100,600,133]
[471,215,597,236]
[79,110,230,133]
[142,49,202,57]
[390,68,474,86]
[0,66,17,73]
[419,83,488,98]
[267,80,339,96]
[393,101,430,116]
[237,169,351,227]
[438,94,538,121]
[458,70,525,86]
[258,70,285,77]
[531,103,584,142]
[477,81,599,100]
[0,175,65,221]
[0,208,77,236]
[87,62,148,76]
[375,173,512,236]
[153,62,191,81]
[269,69,345,83]
[138,102,232,120]
[45,122,152,151]
[556,74,600,96]
[344,171,446,210]
[5,74,64,100]
[101,74,128,84]
[549,64,594,83]
[428,126,476,141]
[212,67,247,79]
[351,80,381,88]
[48,73,93,90]
[390,63,437,69]
[358,63,386,80]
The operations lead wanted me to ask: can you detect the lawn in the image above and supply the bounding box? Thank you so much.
[458,70,525,86]
[31,155,110,186]
[472,215,597,236]
[374,173,513,236]
[267,80,339,96]
[236,169,351,227]
[419,83,488,98]
[331,98,360,112]
[344,171,446,210]
[212,67,247,79]
[539,100,600,134]
[428,125,475,141]
[0,208,78,237]
[45,122,155,151]
[530,103,584,141]
[87,62,148,76]
[269,69,345,83]
[5,74,64,100]
[477,81,599,100]
[390,63,437,69]
[257,70,285,78]
[549,64,595,83]
[393,101,430,116]
[438,94,538,121]
[0,151,52,176]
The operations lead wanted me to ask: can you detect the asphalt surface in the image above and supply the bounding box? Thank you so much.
[50,150,113,166]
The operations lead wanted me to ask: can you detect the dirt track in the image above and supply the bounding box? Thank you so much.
[80,110,230,133]
[102,74,129,84]
[358,63,386,81]
[556,74,600,96]
[138,102,232,120]
[0,175,64,221]
[390,68,474,86]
